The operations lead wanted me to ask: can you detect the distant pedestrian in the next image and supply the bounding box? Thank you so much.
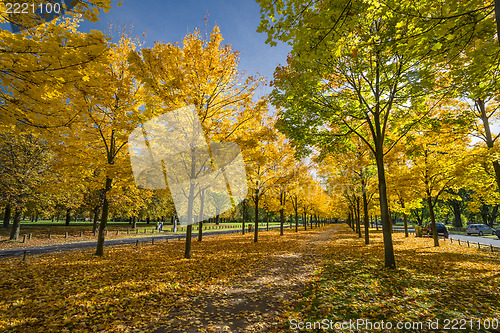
[158,222,163,232]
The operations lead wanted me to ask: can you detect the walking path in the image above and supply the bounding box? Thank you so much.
[150,228,334,333]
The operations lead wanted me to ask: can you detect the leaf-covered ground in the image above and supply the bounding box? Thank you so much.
[0,226,330,332]
[1,224,499,332]
[289,225,500,333]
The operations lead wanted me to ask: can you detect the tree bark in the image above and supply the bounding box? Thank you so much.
[95,176,113,256]
[356,197,361,238]
[280,189,286,235]
[280,208,285,235]
[303,211,307,231]
[294,198,299,233]
[9,209,22,240]
[198,190,205,242]
[375,146,396,268]
[254,188,259,243]
[241,199,246,235]
[198,221,203,241]
[427,194,439,247]
[3,203,11,228]
[65,208,71,226]
[92,206,100,234]
[185,225,193,259]
[489,205,499,227]
[403,214,408,237]
[266,211,269,231]
[477,98,500,191]
[362,180,369,245]
[449,200,463,228]
[400,200,409,237]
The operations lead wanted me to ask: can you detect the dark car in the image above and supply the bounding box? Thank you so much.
[495,229,500,240]
[422,222,449,239]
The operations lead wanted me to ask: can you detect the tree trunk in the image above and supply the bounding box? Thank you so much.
[426,194,439,247]
[198,190,205,242]
[132,216,137,229]
[478,98,500,191]
[92,206,100,234]
[375,147,396,268]
[388,210,393,234]
[95,177,113,256]
[198,221,203,241]
[280,208,284,235]
[3,203,11,228]
[400,200,409,237]
[362,181,369,245]
[356,197,361,238]
[403,214,408,238]
[9,209,22,240]
[303,211,307,231]
[185,224,193,259]
[488,205,499,227]
[65,209,71,226]
[266,211,269,231]
[279,189,286,235]
[450,200,463,228]
[254,189,259,243]
[241,199,246,235]
[295,198,299,232]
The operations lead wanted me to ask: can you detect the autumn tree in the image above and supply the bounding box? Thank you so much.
[49,34,146,256]
[0,128,53,240]
[256,0,457,268]
[244,121,296,241]
[385,144,422,237]
[289,161,311,232]
[405,108,470,246]
[129,26,264,258]
[0,1,112,128]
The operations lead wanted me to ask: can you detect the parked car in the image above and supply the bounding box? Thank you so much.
[466,224,496,236]
[495,229,500,239]
[422,222,449,239]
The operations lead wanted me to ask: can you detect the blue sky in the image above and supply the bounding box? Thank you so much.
[78,0,291,95]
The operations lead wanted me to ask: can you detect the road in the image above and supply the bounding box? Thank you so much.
[0,225,288,259]
[447,234,500,247]
[392,226,500,247]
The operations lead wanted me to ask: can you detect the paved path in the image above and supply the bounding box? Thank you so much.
[0,226,288,259]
